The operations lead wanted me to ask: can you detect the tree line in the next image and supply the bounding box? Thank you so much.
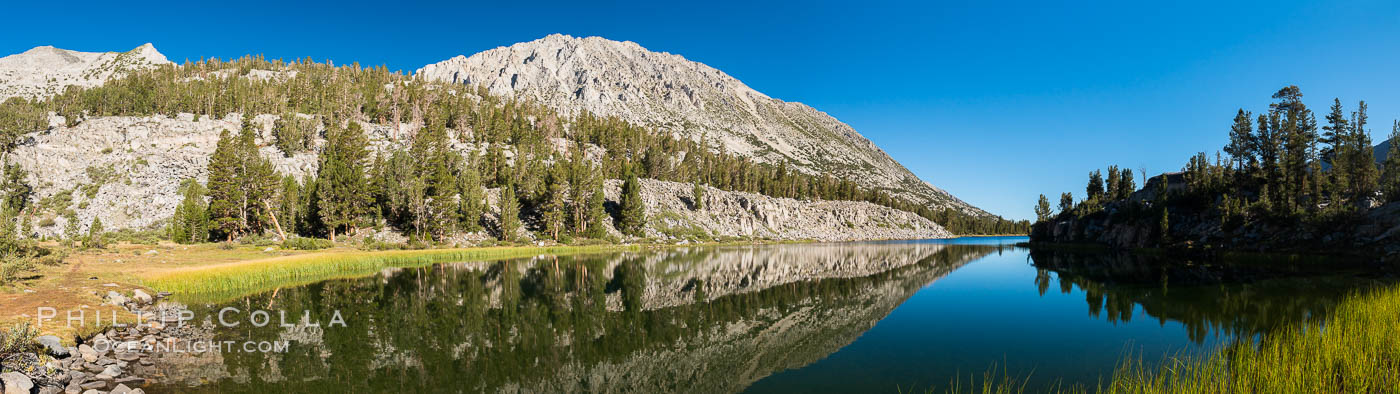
[1036,86,1400,234]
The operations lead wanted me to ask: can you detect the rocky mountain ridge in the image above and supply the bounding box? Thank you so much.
[416,34,985,216]
[1,41,971,241]
[0,43,170,101]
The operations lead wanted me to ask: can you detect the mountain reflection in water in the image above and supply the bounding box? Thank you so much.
[148,238,1378,393]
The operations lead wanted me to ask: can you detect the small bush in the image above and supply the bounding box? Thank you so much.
[0,322,37,357]
[360,239,406,251]
[282,236,333,250]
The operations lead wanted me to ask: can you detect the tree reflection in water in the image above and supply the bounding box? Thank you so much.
[153,243,996,393]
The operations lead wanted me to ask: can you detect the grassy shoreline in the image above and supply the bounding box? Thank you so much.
[938,282,1400,393]
[1100,283,1400,392]
[140,244,648,303]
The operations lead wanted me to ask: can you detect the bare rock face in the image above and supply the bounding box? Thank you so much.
[417,34,985,216]
[609,179,952,242]
[0,43,170,101]
[13,113,319,238]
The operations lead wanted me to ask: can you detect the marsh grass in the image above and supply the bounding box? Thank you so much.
[141,244,641,303]
[933,284,1400,393]
[1100,284,1400,393]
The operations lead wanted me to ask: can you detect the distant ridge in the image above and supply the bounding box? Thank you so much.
[0,43,170,101]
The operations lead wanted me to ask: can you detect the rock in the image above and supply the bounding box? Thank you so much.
[594,179,951,241]
[38,386,63,394]
[112,377,143,387]
[37,335,69,357]
[0,372,34,394]
[104,291,129,306]
[80,379,107,390]
[130,290,151,305]
[109,384,134,394]
[100,365,121,378]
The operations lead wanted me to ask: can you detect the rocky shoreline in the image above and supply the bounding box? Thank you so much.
[2,289,201,394]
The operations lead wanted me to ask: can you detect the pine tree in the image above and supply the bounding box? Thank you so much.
[1158,208,1169,243]
[541,165,568,241]
[498,182,521,242]
[1348,101,1378,206]
[585,183,609,239]
[1383,121,1400,203]
[619,168,646,236]
[169,179,209,244]
[278,175,301,236]
[566,143,594,235]
[1118,168,1136,200]
[1106,166,1121,201]
[1034,194,1052,222]
[83,217,104,249]
[1225,109,1255,171]
[206,129,242,240]
[317,122,371,241]
[458,153,485,232]
[1058,192,1073,214]
[415,121,461,240]
[692,180,705,210]
[1321,98,1347,164]
[62,211,79,245]
[206,123,280,241]
[236,120,280,237]
[1086,170,1105,202]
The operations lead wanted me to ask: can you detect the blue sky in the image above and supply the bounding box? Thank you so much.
[6,1,1400,221]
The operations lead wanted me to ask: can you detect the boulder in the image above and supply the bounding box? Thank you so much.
[0,372,34,394]
[130,290,152,305]
[37,335,69,357]
[105,291,129,306]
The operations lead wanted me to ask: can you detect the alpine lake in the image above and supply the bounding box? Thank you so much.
[146,236,1388,393]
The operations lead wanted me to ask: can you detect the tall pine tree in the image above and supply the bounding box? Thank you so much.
[317,122,371,241]
[619,168,646,236]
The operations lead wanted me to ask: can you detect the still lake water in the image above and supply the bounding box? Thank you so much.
[154,237,1368,393]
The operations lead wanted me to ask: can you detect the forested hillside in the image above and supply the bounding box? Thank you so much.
[0,54,1027,247]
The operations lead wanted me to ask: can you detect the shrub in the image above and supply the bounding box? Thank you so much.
[0,322,37,357]
[282,236,333,250]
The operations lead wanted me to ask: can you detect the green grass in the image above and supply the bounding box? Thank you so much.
[141,244,642,304]
[1099,284,1400,393]
[940,283,1400,393]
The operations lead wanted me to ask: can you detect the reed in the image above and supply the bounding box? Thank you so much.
[1101,284,1400,393]
[141,244,641,303]
[945,283,1400,393]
